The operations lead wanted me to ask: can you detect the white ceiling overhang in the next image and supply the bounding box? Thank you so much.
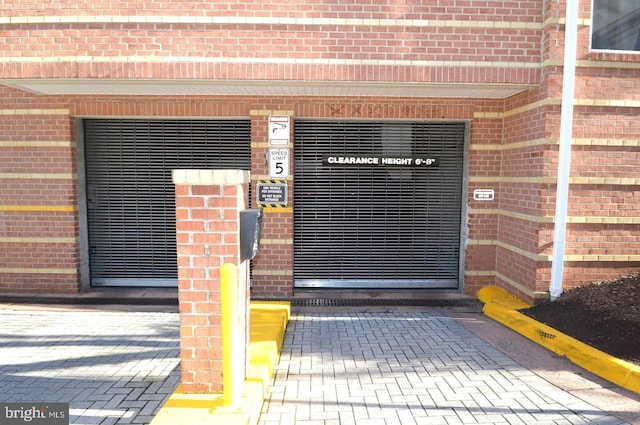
[0,79,533,98]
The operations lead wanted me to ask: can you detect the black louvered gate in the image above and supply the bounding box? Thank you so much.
[294,121,465,289]
[84,119,251,287]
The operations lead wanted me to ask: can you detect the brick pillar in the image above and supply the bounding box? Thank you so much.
[172,169,250,394]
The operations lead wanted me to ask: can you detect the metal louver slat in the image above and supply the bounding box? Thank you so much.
[294,121,465,289]
[84,119,250,287]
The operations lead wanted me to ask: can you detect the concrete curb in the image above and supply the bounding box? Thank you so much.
[150,301,290,425]
[478,286,640,395]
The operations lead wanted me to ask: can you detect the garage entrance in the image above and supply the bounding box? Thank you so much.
[83,119,251,287]
[293,121,465,289]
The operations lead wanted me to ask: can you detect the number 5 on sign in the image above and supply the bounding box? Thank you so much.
[269,148,290,178]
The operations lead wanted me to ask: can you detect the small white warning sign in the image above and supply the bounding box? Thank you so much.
[269,148,290,179]
[268,115,290,146]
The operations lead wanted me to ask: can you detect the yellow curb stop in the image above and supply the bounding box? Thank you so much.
[478,286,640,395]
[150,301,290,425]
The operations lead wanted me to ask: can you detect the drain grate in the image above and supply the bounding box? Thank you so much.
[282,298,484,308]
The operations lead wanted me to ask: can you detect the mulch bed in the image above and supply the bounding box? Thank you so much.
[520,272,640,366]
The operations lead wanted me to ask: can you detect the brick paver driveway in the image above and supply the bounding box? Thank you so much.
[259,312,627,425]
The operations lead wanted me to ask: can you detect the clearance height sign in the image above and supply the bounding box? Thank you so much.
[323,155,439,167]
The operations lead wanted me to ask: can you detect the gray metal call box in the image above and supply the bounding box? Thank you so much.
[239,208,263,261]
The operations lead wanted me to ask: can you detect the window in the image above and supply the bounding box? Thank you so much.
[591,0,640,52]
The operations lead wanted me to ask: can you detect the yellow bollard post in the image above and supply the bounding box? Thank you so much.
[221,263,240,407]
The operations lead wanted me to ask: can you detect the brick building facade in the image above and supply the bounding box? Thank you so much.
[1,0,638,303]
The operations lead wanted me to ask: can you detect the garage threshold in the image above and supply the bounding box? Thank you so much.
[0,288,482,309]
[0,287,179,307]
[259,289,483,309]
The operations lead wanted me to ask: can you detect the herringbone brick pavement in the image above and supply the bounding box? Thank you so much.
[0,309,180,425]
[259,312,627,425]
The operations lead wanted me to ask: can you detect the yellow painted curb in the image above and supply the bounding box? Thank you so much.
[150,300,291,425]
[479,286,640,394]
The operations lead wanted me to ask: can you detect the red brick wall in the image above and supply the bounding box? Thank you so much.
[485,0,640,302]
[1,0,639,303]
[1,88,638,301]
[0,0,543,85]
[552,0,640,292]
[173,171,249,393]
[250,212,294,298]
[0,86,80,294]
[247,113,293,298]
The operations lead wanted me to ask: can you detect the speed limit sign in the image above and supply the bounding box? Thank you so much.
[269,148,290,178]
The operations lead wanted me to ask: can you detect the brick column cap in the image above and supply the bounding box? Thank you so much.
[172,169,250,185]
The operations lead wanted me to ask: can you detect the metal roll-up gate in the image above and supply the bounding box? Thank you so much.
[84,119,250,287]
[294,121,465,289]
